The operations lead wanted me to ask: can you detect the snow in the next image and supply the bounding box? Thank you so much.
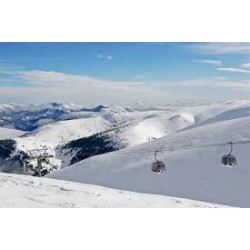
[14,137,61,171]
[0,127,25,139]
[120,111,195,146]
[0,173,227,207]
[11,103,199,153]
[2,100,250,207]
[22,117,112,145]
[49,100,250,207]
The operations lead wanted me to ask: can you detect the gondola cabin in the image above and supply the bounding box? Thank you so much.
[221,154,237,168]
[151,161,165,173]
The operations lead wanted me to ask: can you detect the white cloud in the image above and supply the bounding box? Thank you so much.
[169,77,226,87]
[195,59,222,66]
[0,70,176,105]
[96,54,113,61]
[194,59,222,66]
[177,77,250,90]
[241,63,250,69]
[15,70,150,91]
[2,70,250,105]
[189,43,250,54]
[217,67,250,73]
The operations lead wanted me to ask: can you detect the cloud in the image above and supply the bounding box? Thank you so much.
[168,77,226,87]
[2,70,250,105]
[170,77,250,90]
[13,70,149,92]
[0,70,177,105]
[241,63,250,69]
[96,54,113,61]
[216,67,250,73]
[188,43,250,54]
[194,59,222,66]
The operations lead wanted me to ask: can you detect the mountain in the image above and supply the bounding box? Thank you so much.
[0,173,227,207]
[1,100,250,207]
[22,117,112,145]
[0,103,131,131]
[48,100,250,207]
[0,127,25,139]
[0,103,71,131]
[0,104,135,174]
[0,102,199,173]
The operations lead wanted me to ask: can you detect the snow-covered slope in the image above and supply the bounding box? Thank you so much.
[2,100,250,207]
[22,117,112,145]
[1,103,199,172]
[20,101,250,148]
[0,127,25,139]
[0,173,227,208]
[49,101,250,207]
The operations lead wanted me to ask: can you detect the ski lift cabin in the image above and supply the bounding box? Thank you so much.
[221,142,237,168]
[151,151,166,173]
[151,160,165,173]
[221,154,237,168]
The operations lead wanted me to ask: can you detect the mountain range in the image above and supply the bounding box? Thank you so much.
[1,100,250,207]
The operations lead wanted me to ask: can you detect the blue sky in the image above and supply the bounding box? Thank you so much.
[1,42,250,105]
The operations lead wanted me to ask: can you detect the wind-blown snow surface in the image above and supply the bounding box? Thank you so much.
[49,100,250,207]
[0,127,25,139]
[0,173,226,208]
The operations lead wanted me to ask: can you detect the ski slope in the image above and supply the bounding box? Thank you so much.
[0,173,226,208]
[49,101,250,207]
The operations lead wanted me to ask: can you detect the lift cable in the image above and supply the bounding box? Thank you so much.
[1,139,250,155]
[109,139,250,155]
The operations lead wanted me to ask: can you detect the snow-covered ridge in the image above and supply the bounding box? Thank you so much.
[0,173,228,208]
[0,127,25,139]
[1,101,250,170]
[22,117,112,145]
[49,100,250,207]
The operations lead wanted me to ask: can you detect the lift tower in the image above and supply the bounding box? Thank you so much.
[23,149,53,177]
